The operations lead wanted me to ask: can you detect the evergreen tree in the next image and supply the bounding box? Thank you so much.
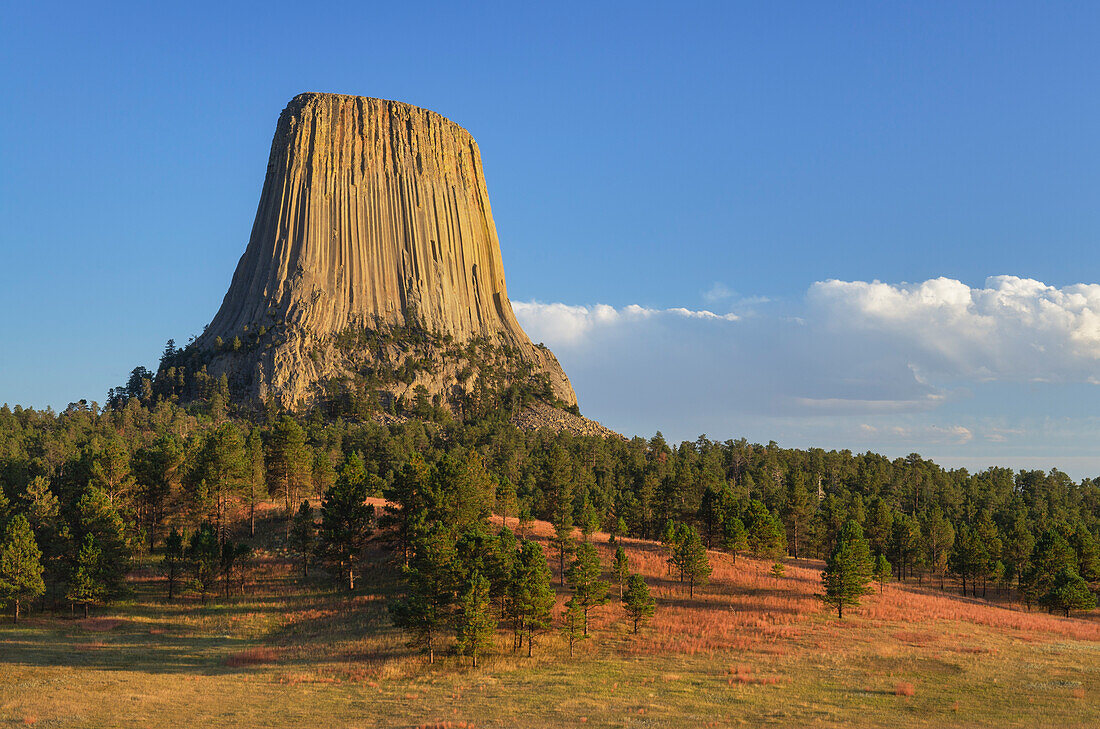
[1070,524,1100,582]
[561,598,586,658]
[578,495,600,542]
[317,467,375,591]
[161,527,185,600]
[922,507,955,590]
[187,522,220,605]
[746,500,787,561]
[566,541,609,636]
[312,451,337,500]
[550,509,575,588]
[782,472,814,558]
[819,519,874,618]
[1039,567,1097,617]
[674,525,711,597]
[1001,508,1034,588]
[545,443,574,585]
[720,513,749,558]
[889,513,922,581]
[265,414,312,536]
[220,538,249,599]
[245,429,265,537]
[132,435,182,550]
[506,539,554,657]
[873,554,891,594]
[612,546,629,599]
[455,571,496,668]
[390,525,456,664]
[1022,530,1077,609]
[289,500,316,578]
[771,562,785,581]
[18,476,66,604]
[948,524,988,597]
[621,573,655,634]
[74,487,129,600]
[186,422,248,538]
[68,534,106,618]
[381,455,431,568]
[865,498,895,558]
[0,515,45,623]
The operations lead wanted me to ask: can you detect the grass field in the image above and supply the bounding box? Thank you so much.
[2,505,1098,728]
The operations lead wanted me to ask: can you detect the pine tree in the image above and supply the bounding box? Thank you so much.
[456,571,496,668]
[720,513,748,559]
[1021,530,1076,609]
[312,451,337,500]
[381,455,431,568]
[75,487,129,600]
[220,539,249,599]
[1070,524,1100,582]
[506,539,554,657]
[782,472,814,558]
[187,522,220,605]
[551,509,575,588]
[889,513,923,581]
[676,525,711,597]
[390,525,456,664]
[161,527,185,600]
[68,534,106,618]
[289,500,315,578]
[819,519,873,618]
[922,507,955,590]
[612,546,629,599]
[0,515,45,623]
[865,498,895,558]
[265,414,312,537]
[621,573,655,634]
[746,500,787,561]
[613,516,628,544]
[561,598,586,658]
[578,495,600,542]
[566,541,609,636]
[132,435,182,551]
[19,476,64,602]
[873,554,891,594]
[186,422,248,539]
[771,562,786,581]
[1039,567,1097,617]
[245,429,265,537]
[318,467,375,591]
[948,524,988,597]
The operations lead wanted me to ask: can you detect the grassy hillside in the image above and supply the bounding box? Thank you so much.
[1,502,1097,728]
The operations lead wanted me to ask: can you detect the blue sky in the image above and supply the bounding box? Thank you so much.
[3,2,1100,473]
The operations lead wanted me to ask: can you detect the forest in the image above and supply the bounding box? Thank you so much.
[1,359,1099,663]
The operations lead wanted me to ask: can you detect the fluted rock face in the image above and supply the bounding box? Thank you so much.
[199,92,575,410]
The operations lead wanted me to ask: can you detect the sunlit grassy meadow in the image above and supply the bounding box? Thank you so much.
[2,506,1098,728]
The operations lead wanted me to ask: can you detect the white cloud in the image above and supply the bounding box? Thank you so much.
[510,275,1100,474]
[703,282,734,302]
[512,301,737,346]
[809,275,1100,383]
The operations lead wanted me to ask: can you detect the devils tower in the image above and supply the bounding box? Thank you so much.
[175,92,576,414]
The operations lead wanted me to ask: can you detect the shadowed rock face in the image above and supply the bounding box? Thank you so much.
[200,92,576,410]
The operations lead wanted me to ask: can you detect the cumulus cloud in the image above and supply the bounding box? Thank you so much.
[809,275,1100,383]
[510,275,1100,472]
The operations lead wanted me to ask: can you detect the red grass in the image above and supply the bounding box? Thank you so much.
[895,682,916,697]
[224,646,279,667]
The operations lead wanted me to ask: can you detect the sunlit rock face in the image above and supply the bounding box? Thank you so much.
[199,93,575,410]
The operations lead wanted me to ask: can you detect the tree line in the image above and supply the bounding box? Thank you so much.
[1,386,1098,628]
